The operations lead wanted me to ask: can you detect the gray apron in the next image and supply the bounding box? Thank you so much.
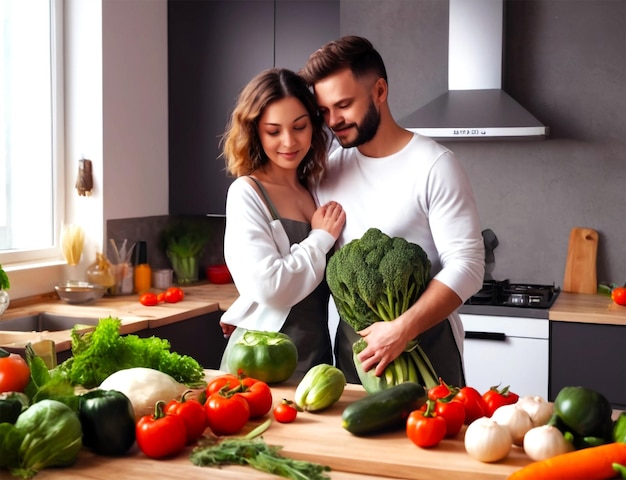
[334,309,466,387]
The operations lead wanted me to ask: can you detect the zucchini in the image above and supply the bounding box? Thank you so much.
[341,381,427,435]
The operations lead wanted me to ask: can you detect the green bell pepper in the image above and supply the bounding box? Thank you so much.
[78,389,136,456]
[614,411,626,443]
[549,385,614,449]
[0,392,28,425]
[226,330,298,384]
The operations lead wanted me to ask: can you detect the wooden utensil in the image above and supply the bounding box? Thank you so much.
[563,227,598,294]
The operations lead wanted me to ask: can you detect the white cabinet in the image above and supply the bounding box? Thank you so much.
[460,314,549,399]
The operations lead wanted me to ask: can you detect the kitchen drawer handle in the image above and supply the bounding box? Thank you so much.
[465,331,506,341]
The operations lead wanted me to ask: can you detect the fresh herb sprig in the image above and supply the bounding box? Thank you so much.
[190,436,331,480]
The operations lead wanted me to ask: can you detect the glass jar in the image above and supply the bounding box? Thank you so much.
[87,253,115,290]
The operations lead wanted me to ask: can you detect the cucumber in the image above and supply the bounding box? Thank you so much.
[341,381,427,435]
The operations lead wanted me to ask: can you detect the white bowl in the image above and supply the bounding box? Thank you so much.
[55,281,105,304]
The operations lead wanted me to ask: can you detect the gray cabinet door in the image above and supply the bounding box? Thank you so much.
[550,321,626,409]
[168,0,339,215]
[168,0,274,215]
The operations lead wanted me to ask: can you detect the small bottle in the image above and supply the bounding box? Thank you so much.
[134,241,152,294]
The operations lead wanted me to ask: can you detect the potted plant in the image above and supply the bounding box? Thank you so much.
[160,219,210,285]
[0,264,10,315]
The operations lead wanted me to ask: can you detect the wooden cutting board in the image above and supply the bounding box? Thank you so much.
[563,227,598,294]
[34,371,532,480]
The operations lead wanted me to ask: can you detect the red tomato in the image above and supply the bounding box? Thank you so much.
[205,373,240,396]
[164,287,184,303]
[406,402,447,448]
[612,287,626,306]
[0,350,31,393]
[205,390,250,435]
[238,377,273,418]
[481,385,520,418]
[136,401,187,458]
[454,386,488,425]
[157,292,166,304]
[165,390,208,443]
[273,399,298,423]
[428,377,459,401]
[434,399,465,437]
[139,292,158,306]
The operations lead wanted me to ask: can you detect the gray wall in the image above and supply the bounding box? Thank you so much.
[340,0,626,287]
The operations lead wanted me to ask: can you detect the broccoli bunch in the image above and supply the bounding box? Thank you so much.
[326,228,437,392]
[326,227,431,332]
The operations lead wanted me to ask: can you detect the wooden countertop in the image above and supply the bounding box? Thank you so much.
[33,370,532,480]
[0,283,240,352]
[549,291,626,326]
[2,284,624,355]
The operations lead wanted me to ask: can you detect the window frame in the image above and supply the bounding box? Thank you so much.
[0,0,65,267]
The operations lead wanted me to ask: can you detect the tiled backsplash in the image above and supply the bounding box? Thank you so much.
[106,215,226,280]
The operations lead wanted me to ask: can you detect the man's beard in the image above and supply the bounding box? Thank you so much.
[334,101,380,148]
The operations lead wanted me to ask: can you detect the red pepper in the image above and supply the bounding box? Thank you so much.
[165,390,208,444]
[427,377,460,401]
[454,386,488,425]
[237,376,273,418]
[136,400,187,458]
[406,400,447,448]
[482,384,520,417]
[433,398,466,437]
[205,386,250,436]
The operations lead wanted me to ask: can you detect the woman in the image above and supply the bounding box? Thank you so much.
[218,68,346,381]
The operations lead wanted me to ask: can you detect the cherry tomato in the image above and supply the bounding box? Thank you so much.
[406,401,446,448]
[0,349,30,393]
[428,377,459,401]
[454,386,488,425]
[165,390,208,443]
[205,390,250,435]
[238,377,273,418]
[612,287,626,306]
[481,384,519,418]
[139,292,158,306]
[136,400,187,458]
[273,399,298,423]
[434,399,466,437]
[164,287,184,303]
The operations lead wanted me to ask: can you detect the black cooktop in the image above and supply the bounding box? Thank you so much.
[465,280,560,309]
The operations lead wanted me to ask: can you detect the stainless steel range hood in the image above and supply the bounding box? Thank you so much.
[400,0,549,141]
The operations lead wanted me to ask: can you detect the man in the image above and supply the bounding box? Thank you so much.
[300,36,485,385]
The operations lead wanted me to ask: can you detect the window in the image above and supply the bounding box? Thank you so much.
[0,0,63,265]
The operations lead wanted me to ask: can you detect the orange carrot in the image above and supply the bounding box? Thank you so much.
[507,443,626,480]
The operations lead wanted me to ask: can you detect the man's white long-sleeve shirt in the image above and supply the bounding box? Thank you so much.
[315,133,485,353]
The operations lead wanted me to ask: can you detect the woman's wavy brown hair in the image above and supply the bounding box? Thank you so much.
[221,68,328,186]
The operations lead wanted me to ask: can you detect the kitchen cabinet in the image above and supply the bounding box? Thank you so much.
[168,0,339,215]
[137,311,228,369]
[460,313,549,399]
[550,320,626,409]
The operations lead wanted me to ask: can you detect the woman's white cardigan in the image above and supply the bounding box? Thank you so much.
[220,177,336,333]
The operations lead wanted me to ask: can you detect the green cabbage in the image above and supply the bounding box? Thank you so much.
[10,399,82,479]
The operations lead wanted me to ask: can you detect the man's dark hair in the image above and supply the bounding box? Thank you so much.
[300,35,388,85]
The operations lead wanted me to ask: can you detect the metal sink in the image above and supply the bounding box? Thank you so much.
[0,312,100,332]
